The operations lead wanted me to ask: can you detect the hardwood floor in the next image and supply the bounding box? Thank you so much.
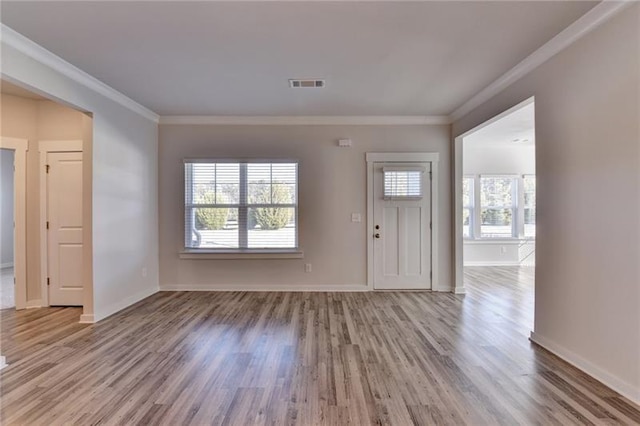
[1,266,638,425]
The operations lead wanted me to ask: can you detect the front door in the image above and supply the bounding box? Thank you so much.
[373,162,432,290]
[47,151,83,306]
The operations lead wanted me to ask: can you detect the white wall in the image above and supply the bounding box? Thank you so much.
[159,125,451,291]
[0,149,15,267]
[453,6,640,402]
[464,144,535,175]
[2,40,159,321]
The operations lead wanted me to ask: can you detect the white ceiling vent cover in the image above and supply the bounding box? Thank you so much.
[289,79,325,88]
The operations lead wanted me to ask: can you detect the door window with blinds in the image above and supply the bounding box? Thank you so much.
[184,160,298,250]
[383,167,424,199]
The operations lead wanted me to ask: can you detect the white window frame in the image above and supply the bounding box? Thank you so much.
[462,176,475,239]
[522,174,536,238]
[478,174,518,239]
[181,159,303,259]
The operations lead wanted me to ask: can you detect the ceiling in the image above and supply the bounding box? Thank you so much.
[464,102,535,148]
[1,1,597,116]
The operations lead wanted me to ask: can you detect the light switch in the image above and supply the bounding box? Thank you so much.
[351,213,361,223]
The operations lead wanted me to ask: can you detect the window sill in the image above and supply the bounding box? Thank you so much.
[179,249,304,259]
[464,238,533,245]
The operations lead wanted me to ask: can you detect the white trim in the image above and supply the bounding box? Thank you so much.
[463,261,521,267]
[79,314,95,324]
[160,115,451,126]
[530,331,640,405]
[160,284,368,292]
[0,137,28,310]
[366,153,442,292]
[0,356,7,370]
[93,286,158,323]
[25,299,43,309]
[38,140,83,307]
[366,152,440,163]
[179,250,304,259]
[0,24,159,123]
[450,1,632,121]
[0,262,14,269]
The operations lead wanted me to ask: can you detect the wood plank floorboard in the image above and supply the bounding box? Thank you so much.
[0,266,638,425]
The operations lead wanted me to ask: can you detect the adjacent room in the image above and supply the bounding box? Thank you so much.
[0,1,638,424]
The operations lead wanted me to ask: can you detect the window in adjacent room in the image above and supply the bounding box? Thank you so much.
[480,175,517,238]
[462,176,474,238]
[184,160,298,251]
[523,174,536,237]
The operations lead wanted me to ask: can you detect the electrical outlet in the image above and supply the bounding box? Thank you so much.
[305,264,312,273]
[351,213,361,223]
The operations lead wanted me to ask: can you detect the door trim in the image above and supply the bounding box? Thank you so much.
[0,137,28,309]
[39,140,83,307]
[366,152,440,291]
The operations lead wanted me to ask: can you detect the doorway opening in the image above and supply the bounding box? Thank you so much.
[1,149,16,308]
[454,97,536,324]
[1,79,92,315]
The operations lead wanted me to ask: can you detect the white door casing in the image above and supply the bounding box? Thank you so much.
[40,140,83,306]
[366,153,440,291]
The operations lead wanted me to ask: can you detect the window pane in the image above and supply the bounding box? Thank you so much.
[248,183,271,204]
[248,207,296,248]
[463,178,473,207]
[524,208,536,237]
[189,207,238,248]
[190,163,240,205]
[247,163,271,184]
[384,171,422,197]
[481,208,513,237]
[463,208,471,238]
[481,177,513,207]
[272,163,297,184]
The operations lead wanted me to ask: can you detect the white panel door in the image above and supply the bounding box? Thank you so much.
[47,152,83,306]
[373,162,431,290]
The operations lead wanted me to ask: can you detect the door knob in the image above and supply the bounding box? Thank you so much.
[374,233,380,239]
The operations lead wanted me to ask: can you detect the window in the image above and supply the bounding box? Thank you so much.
[523,175,536,237]
[480,176,516,238]
[383,168,423,198]
[184,160,298,251]
[462,177,474,238]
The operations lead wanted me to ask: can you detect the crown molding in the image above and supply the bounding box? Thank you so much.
[449,0,634,122]
[159,115,451,126]
[1,24,159,123]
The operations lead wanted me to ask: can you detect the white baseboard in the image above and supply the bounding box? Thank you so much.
[25,299,43,309]
[0,262,14,269]
[0,355,7,370]
[454,286,467,294]
[529,331,640,405]
[79,314,94,324]
[464,261,522,267]
[92,285,159,323]
[160,284,369,292]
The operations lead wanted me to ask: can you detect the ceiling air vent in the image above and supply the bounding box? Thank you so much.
[289,79,325,88]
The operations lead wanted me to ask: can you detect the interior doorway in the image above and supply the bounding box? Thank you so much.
[1,149,16,309]
[0,137,28,310]
[454,97,536,323]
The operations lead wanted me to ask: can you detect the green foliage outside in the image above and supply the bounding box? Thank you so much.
[250,183,293,230]
[195,188,229,230]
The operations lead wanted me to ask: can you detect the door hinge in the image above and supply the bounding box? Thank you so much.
[46,164,50,174]
[429,171,432,180]
[430,222,432,230]
[430,270,432,280]
[47,277,50,286]
[46,221,49,230]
